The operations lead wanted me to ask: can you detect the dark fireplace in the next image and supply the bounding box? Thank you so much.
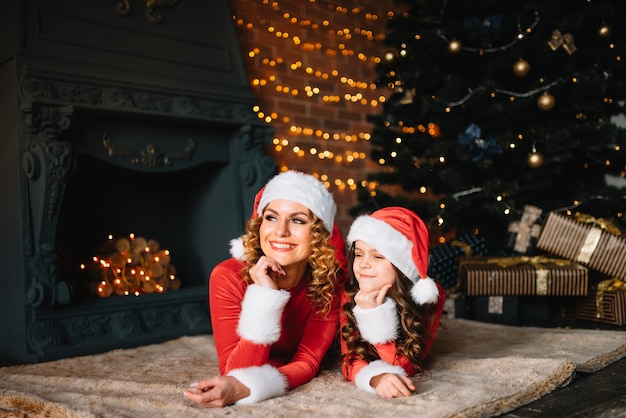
[0,0,275,364]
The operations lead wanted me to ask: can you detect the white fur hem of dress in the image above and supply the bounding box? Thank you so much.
[228,364,288,404]
[238,284,290,344]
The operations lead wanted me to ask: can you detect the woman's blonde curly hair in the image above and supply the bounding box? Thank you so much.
[240,213,341,316]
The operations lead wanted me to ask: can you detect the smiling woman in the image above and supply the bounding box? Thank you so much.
[183,170,347,407]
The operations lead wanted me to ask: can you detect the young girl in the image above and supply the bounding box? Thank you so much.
[340,206,446,398]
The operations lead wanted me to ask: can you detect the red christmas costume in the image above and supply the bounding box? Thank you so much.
[339,283,445,391]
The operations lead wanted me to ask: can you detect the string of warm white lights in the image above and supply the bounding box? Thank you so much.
[249,56,383,106]
[232,14,382,64]
[434,0,541,53]
[258,0,390,35]
[436,78,566,109]
[232,1,410,194]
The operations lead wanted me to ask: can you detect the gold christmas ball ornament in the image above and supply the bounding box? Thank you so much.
[537,92,555,111]
[527,150,544,168]
[447,39,462,54]
[513,59,530,77]
[598,25,612,39]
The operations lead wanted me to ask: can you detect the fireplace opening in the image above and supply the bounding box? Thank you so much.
[48,107,262,306]
[57,154,230,300]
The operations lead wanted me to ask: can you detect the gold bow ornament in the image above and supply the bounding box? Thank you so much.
[548,29,577,55]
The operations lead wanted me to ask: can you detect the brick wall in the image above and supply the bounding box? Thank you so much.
[228,0,398,233]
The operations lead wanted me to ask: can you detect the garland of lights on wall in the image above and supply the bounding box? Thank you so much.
[233,0,397,192]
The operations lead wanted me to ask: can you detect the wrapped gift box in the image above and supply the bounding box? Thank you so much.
[459,256,588,296]
[507,204,543,254]
[428,233,489,290]
[576,291,626,326]
[455,295,576,326]
[536,211,626,279]
[575,279,626,326]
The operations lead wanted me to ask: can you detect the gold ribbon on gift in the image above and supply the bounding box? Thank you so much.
[548,29,576,55]
[472,256,571,296]
[594,278,626,319]
[482,255,571,268]
[574,213,622,264]
[574,213,622,236]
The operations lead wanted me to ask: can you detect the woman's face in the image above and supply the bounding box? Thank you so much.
[352,240,397,293]
[259,199,314,268]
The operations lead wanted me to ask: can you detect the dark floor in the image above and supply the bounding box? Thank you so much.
[500,355,626,417]
[457,296,626,417]
[495,313,626,418]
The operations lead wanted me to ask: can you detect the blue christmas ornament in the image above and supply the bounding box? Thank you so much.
[458,123,503,162]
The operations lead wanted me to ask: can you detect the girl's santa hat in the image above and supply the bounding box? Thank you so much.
[347,206,439,305]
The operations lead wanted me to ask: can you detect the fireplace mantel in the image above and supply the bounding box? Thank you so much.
[0,0,276,364]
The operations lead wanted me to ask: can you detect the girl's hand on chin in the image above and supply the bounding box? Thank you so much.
[354,283,392,309]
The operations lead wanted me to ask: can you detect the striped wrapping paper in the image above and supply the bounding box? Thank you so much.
[576,291,626,326]
[460,257,589,296]
[536,212,626,280]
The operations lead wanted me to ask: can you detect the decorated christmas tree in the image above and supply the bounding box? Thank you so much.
[354,0,626,248]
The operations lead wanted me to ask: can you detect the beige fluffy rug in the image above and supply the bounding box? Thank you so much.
[1,318,625,418]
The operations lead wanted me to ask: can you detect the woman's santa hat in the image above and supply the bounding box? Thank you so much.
[256,170,336,233]
[230,170,346,269]
[347,206,439,305]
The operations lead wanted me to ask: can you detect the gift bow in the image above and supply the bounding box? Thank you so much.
[574,213,622,236]
[548,29,576,55]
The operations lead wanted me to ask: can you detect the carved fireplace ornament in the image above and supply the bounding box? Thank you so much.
[115,0,180,24]
[102,132,197,167]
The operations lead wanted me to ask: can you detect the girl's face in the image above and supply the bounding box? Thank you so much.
[352,240,397,292]
[259,199,314,268]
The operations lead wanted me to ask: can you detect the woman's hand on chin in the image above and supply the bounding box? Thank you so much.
[248,255,285,289]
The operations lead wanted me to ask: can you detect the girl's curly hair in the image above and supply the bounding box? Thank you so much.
[240,213,340,316]
[341,243,439,371]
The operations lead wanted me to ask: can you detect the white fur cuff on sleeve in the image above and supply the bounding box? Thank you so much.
[228,364,288,404]
[237,284,291,344]
[353,298,399,344]
[354,360,407,395]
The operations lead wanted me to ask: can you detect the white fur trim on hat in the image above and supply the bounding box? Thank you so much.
[354,360,407,395]
[228,364,288,404]
[353,298,399,344]
[237,284,291,344]
[257,170,336,232]
[411,276,439,305]
[347,215,418,281]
